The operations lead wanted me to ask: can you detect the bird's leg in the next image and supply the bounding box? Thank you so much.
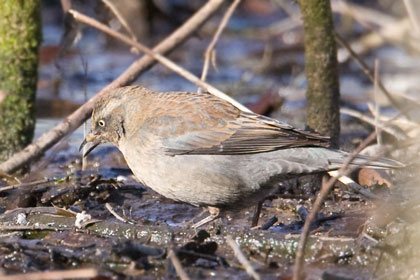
[192,206,220,229]
[251,201,263,227]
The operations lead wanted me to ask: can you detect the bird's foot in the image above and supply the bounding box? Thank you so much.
[191,207,220,229]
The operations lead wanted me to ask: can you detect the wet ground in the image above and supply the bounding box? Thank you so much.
[1,0,420,279]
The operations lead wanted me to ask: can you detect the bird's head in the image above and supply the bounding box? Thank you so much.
[80,86,150,157]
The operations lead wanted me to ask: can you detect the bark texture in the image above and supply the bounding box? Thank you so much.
[0,0,42,161]
[298,0,340,148]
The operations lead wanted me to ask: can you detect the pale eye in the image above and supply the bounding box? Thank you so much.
[98,120,106,127]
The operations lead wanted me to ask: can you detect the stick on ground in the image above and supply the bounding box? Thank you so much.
[168,249,191,280]
[0,268,98,280]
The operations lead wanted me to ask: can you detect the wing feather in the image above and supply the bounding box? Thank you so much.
[144,92,331,156]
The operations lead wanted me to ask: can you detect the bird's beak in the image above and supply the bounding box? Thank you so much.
[80,132,103,157]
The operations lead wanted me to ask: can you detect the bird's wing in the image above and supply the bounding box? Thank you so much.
[139,91,330,155]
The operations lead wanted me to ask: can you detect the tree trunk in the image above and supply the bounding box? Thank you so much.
[298,0,340,148]
[0,0,42,162]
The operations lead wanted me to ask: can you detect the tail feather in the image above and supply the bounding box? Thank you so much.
[329,152,403,169]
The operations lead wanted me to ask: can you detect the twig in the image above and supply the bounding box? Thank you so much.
[0,268,98,280]
[0,0,225,174]
[335,33,408,119]
[293,132,378,280]
[251,201,263,227]
[168,249,190,280]
[328,170,380,200]
[105,202,132,224]
[0,170,20,185]
[335,173,379,200]
[332,1,395,27]
[0,178,51,193]
[68,9,250,113]
[226,235,260,280]
[60,0,71,13]
[403,0,420,35]
[199,0,241,92]
[260,216,278,230]
[333,2,420,60]
[340,108,405,141]
[101,0,140,55]
[101,0,137,42]
[374,59,382,145]
[0,224,75,231]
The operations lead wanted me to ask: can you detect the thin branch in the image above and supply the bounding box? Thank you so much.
[199,0,241,92]
[101,0,141,54]
[403,0,420,35]
[226,235,260,280]
[101,0,137,42]
[374,59,382,145]
[0,178,51,193]
[68,9,250,113]
[0,0,225,174]
[293,132,378,280]
[105,202,133,224]
[328,170,379,200]
[340,108,405,140]
[168,249,191,280]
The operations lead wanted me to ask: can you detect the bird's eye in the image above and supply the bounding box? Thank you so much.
[98,120,106,127]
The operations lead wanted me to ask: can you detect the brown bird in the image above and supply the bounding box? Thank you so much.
[81,86,400,227]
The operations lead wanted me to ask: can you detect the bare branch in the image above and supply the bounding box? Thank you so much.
[0,0,225,174]
[68,9,250,113]
[199,0,241,92]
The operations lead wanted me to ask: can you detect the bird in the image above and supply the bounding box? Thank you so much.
[80,85,401,228]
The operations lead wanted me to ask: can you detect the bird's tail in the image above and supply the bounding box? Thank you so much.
[329,152,403,169]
